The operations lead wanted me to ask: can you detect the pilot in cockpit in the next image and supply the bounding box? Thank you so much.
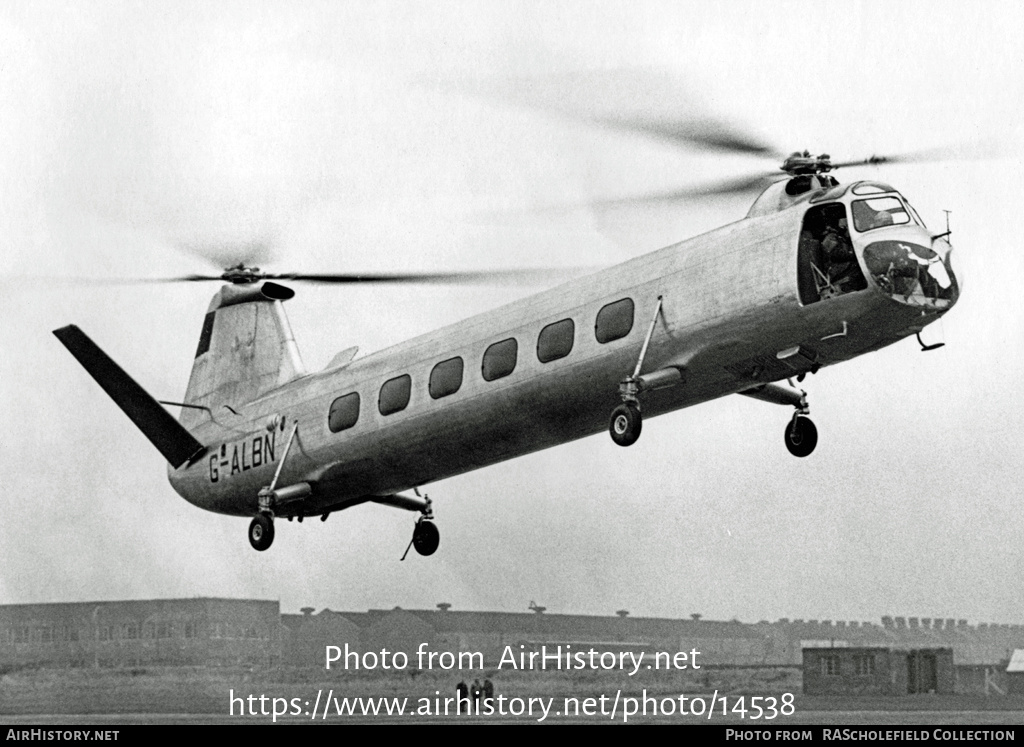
[821,218,858,290]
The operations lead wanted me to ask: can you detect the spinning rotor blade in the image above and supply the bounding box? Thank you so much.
[582,171,785,212]
[560,139,990,214]
[454,68,784,158]
[261,269,578,285]
[62,267,586,286]
[484,170,785,218]
[577,112,783,158]
[830,142,994,170]
[176,239,277,271]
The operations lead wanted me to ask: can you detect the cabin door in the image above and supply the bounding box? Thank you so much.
[797,203,867,305]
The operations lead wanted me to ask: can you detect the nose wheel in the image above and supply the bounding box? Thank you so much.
[248,513,275,551]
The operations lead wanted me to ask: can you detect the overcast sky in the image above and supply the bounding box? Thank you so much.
[2,0,1023,626]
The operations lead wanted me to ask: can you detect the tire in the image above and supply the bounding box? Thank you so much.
[248,514,275,551]
[412,520,440,556]
[785,416,818,457]
[609,402,642,447]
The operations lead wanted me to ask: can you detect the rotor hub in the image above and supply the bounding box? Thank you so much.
[781,151,834,176]
[221,264,265,284]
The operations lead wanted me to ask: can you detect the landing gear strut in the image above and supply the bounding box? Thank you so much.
[246,421,309,552]
[608,296,668,447]
[248,513,275,551]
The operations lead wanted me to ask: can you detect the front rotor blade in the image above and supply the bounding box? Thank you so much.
[831,142,994,170]
[498,171,785,216]
[831,154,909,169]
[602,171,785,205]
[581,113,783,157]
[450,68,784,158]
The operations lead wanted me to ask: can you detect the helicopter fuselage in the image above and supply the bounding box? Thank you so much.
[165,180,958,520]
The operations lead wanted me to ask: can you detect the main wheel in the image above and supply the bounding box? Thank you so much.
[248,514,275,551]
[412,520,440,556]
[609,402,642,447]
[785,416,818,457]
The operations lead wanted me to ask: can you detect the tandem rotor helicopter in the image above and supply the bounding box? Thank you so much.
[53,100,961,555]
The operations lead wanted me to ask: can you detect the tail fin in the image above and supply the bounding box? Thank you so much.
[53,325,205,468]
[181,281,305,428]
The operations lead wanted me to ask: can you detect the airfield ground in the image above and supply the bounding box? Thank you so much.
[2,665,1023,724]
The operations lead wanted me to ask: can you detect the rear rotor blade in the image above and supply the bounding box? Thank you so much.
[30,268,588,286]
[264,268,584,285]
[7,274,230,285]
[176,239,277,272]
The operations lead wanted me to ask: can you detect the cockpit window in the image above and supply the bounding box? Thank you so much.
[863,241,958,310]
[851,181,896,195]
[903,199,926,229]
[851,196,911,232]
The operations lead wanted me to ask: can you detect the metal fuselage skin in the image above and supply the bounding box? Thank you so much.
[167,182,958,518]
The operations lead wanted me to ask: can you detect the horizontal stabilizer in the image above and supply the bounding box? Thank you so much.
[53,325,205,468]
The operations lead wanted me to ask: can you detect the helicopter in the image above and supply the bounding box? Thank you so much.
[53,117,960,554]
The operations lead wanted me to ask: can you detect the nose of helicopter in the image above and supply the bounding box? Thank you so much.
[861,233,959,310]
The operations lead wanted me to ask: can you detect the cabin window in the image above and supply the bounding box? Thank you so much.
[595,298,634,343]
[537,319,575,363]
[482,338,517,381]
[328,392,360,432]
[378,375,412,416]
[429,357,464,399]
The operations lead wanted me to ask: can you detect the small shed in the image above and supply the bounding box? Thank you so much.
[803,646,954,696]
[1007,649,1024,695]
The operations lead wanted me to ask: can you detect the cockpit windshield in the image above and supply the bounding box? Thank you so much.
[851,196,916,232]
[903,199,927,229]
